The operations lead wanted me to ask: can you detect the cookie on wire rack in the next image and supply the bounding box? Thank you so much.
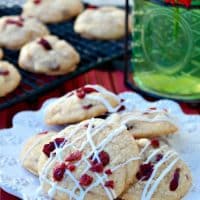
[0,15,49,50]
[18,35,80,75]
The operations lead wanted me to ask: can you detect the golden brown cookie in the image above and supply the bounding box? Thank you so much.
[18,35,80,75]
[74,7,131,40]
[0,61,21,97]
[20,131,56,176]
[108,110,178,138]
[37,118,140,200]
[122,138,192,200]
[23,0,83,23]
[0,15,49,50]
[45,85,121,125]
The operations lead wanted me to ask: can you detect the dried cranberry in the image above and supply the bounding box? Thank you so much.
[38,38,52,50]
[99,151,110,166]
[82,104,93,110]
[66,164,76,172]
[53,163,66,181]
[76,88,85,99]
[79,174,93,186]
[105,169,112,175]
[0,70,9,76]
[169,168,180,191]
[90,162,104,173]
[83,87,97,94]
[155,154,163,162]
[151,139,160,148]
[143,112,149,115]
[149,107,157,110]
[136,163,154,181]
[104,180,114,189]
[38,131,48,135]
[6,19,23,27]
[43,142,55,157]
[120,99,125,103]
[65,151,82,162]
[117,105,125,112]
[33,0,41,4]
[54,138,65,146]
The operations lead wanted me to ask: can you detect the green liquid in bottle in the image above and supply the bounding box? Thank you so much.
[132,0,200,100]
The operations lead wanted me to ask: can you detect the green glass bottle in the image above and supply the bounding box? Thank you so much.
[132,0,200,101]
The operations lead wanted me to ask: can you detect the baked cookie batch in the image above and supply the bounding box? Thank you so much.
[20,85,192,200]
[0,0,129,97]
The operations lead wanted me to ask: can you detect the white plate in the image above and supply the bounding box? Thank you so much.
[0,92,200,199]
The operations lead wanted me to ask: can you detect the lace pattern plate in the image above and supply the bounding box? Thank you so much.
[0,92,200,199]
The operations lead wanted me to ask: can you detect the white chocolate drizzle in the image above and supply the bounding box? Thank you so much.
[38,118,140,200]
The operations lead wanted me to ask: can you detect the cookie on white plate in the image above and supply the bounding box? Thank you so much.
[18,35,80,75]
[23,0,84,23]
[0,16,49,50]
[0,61,21,97]
[108,110,178,138]
[0,48,3,59]
[37,118,140,200]
[20,131,57,176]
[122,138,192,200]
[45,85,122,125]
[74,7,132,40]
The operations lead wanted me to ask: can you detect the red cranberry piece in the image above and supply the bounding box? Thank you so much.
[82,104,93,110]
[76,88,85,99]
[169,168,180,191]
[136,163,154,181]
[104,180,114,189]
[6,19,23,27]
[155,154,163,162]
[0,70,9,76]
[117,105,125,112]
[120,99,125,103]
[105,169,112,175]
[33,0,41,4]
[151,139,160,148]
[38,38,52,50]
[66,164,76,172]
[79,174,93,186]
[54,138,65,146]
[149,107,157,110]
[143,112,149,115]
[90,162,104,173]
[38,131,48,135]
[83,87,97,94]
[53,163,66,181]
[65,151,82,162]
[43,142,55,157]
[99,151,110,166]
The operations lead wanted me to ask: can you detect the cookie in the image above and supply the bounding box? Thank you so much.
[45,85,122,125]
[22,0,83,23]
[0,61,21,97]
[0,16,49,50]
[108,110,178,138]
[74,7,131,40]
[0,48,3,59]
[122,138,192,200]
[37,118,140,200]
[20,131,56,176]
[18,35,80,75]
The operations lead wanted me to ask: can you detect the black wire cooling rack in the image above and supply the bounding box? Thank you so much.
[0,5,129,110]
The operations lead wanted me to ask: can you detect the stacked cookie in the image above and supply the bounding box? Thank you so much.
[20,85,192,200]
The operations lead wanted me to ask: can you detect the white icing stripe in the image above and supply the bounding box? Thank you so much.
[39,118,139,200]
[139,141,151,156]
[144,145,167,164]
[145,158,179,200]
[141,151,177,200]
[86,95,121,113]
[86,84,120,103]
